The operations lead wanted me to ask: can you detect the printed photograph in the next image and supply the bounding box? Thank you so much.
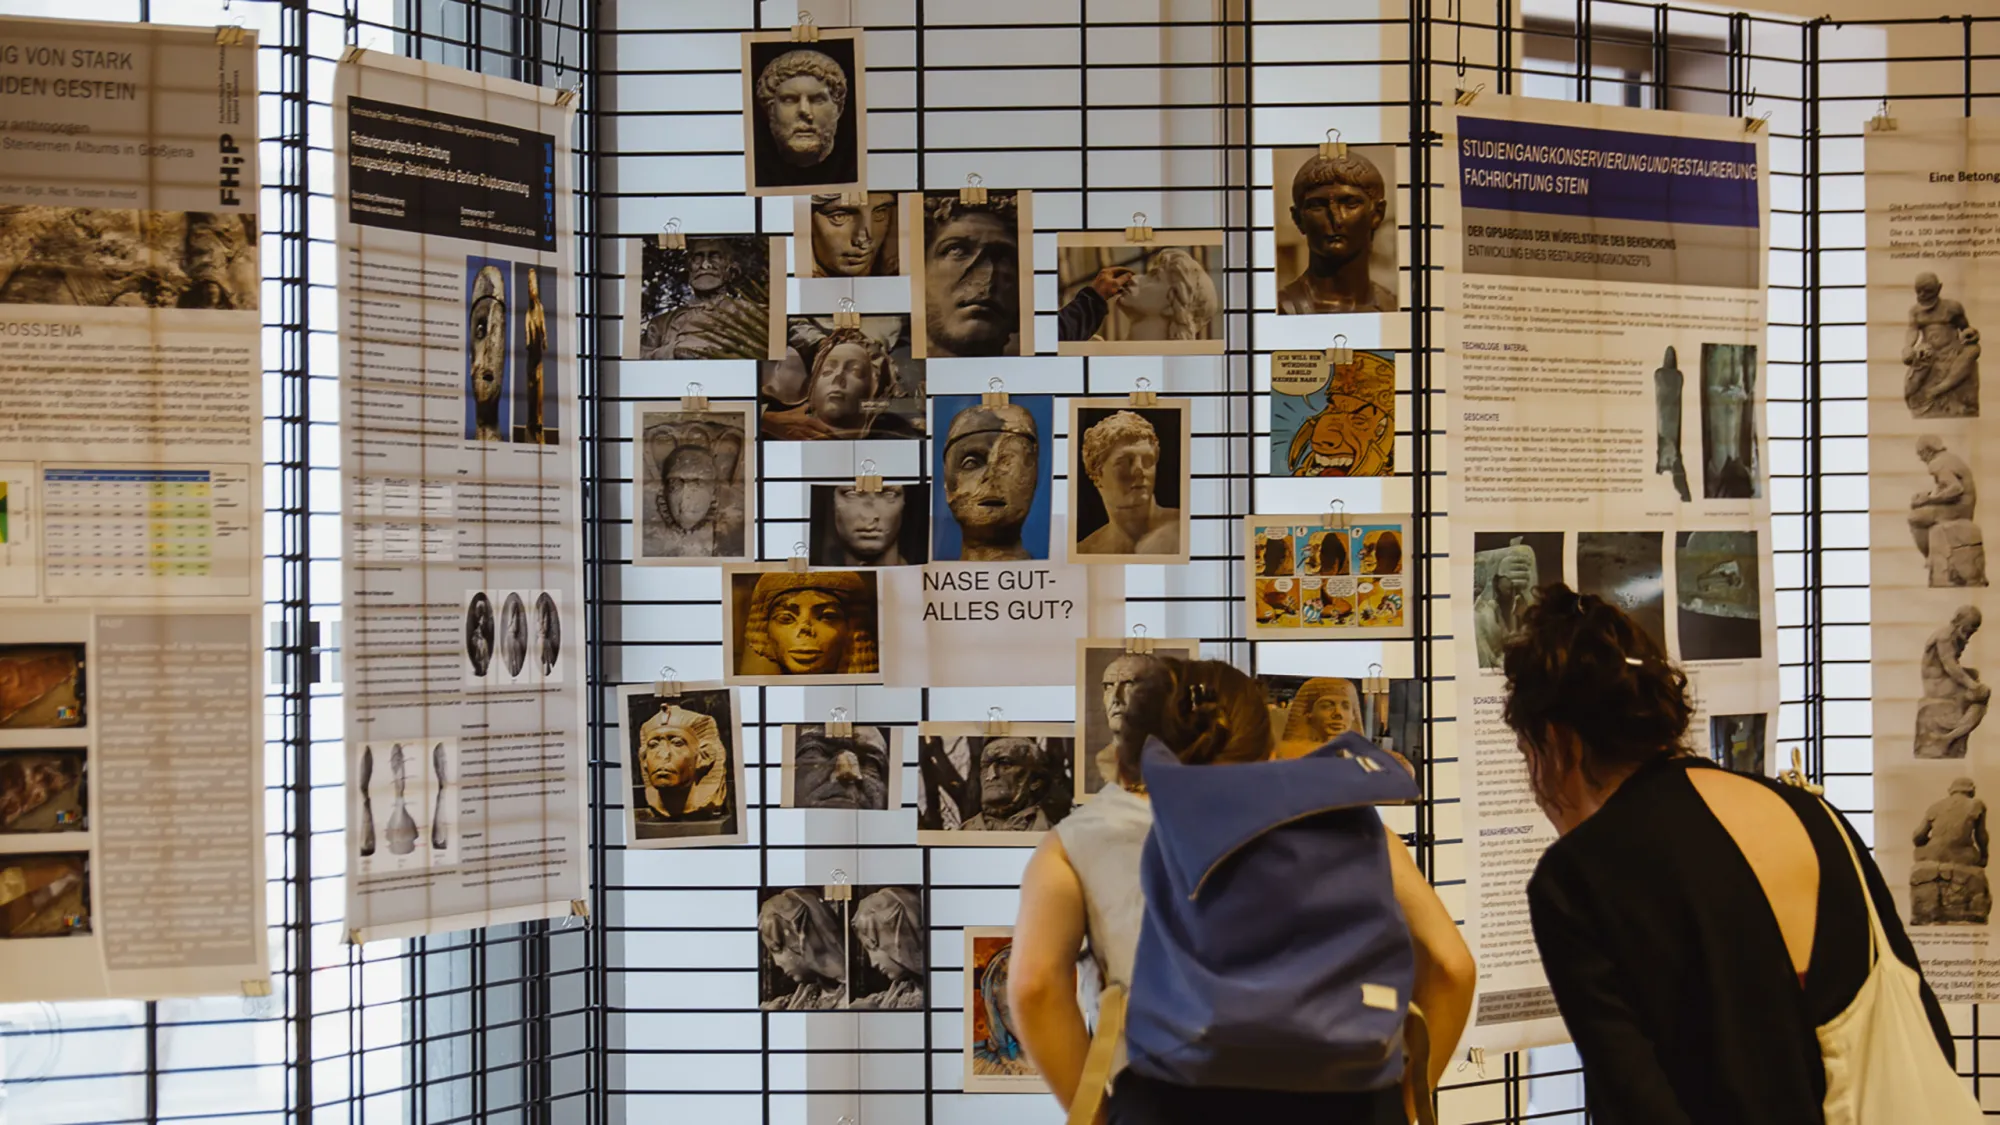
[0,207,258,309]
[464,591,496,680]
[1902,271,1980,419]
[1076,640,1199,796]
[965,927,1042,1090]
[911,189,1035,358]
[633,402,753,565]
[1471,532,1563,669]
[1271,349,1395,477]
[1914,605,1987,761]
[1577,531,1667,655]
[760,314,925,440]
[742,30,867,196]
[465,255,512,442]
[0,749,85,833]
[511,262,559,445]
[1907,434,1987,587]
[1652,346,1691,501]
[931,394,1055,562]
[463,591,563,683]
[724,567,884,686]
[848,884,926,1009]
[1707,713,1767,776]
[1272,145,1399,315]
[1069,401,1192,564]
[0,644,86,729]
[1054,232,1224,356]
[500,591,530,679]
[809,483,929,568]
[755,883,926,1011]
[917,724,1077,845]
[782,723,902,810]
[1263,674,1423,774]
[534,591,564,680]
[796,192,901,277]
[352,740,458,873]
[625,235,783,361]
[621,684,746,849]
[1909,775,1990,926]
[1245,518,1410,637]
[1676,531,1762,662]
[0,852,89,938]
[1699,342,1761,499]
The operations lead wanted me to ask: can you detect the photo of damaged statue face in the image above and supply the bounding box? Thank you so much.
[0,749,86,833]
[634,405,751,565]
[1472,532,1563,669]
[1911,776,1991,926]
[352,740,457,872]
[782,724,900,810]
[1698,343,1761,499]
[627,236,780,361]
[1677,531,1762,661]
[757,884,926,1011]
[809,483,929,568]
[917,727,1076,845]
[622,685,744,848]
[741,31,866,195]
[1904,272,1981,419]
[725,568,883,685]
[915,190,1033,358]
[1273,145,1399,315]
[931,395,1054,562]
[799,192,900,277]
[1077,640,1199,796]
[760,315,925,441]
[0,207,257,308]
[1708,713,1767,775]
[1054,235,1223,355]
[465,257,511,441]
[1263,675,1423,776]
[0,852,89,938]
[0,644,86,729]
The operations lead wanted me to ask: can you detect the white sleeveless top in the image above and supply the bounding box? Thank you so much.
[1054,783,1153,1076]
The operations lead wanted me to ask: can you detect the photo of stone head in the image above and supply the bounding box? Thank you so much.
[1698,342,1760,499]
[757,886,848,1010]
[633,403,752,565]
[931,394,1054,562]
[725,567,883,686]
[917,725,1077,845]
[1054,233,1223,356]
[0,852,90,938]
[798,192,900,277]
[511,262,559,445]
[1576,531,1667,655]
[1077,641,1197,796]
[621,684,744,849]
[913,190,1034,358]
[1909,435,1987,587]
[1676,531,1761,662]
[809,483,929,568]
[1272,349,1396,477]
[760,315,925,441]
[465,256,510,442]
[1911,776,1991,926]
[1707,713,1766,776]
[0,644,85,730]
[782,723,901,810]
[463,592,495,679]
[849,885,927,1010]
[626,236,782,361]
[1273,144,1399,315]
[1069,402,1191,564]
[1263,674,1423,774]
[1903,271,1980,419]
[1916,605,1988,760]
[0,749,86,833]
[741,31,866,196]
[535,592,562,678]
[1471,531,1563,669]
[965,927,1041,1090]
[499,592,529,679]
[0,207,258,310]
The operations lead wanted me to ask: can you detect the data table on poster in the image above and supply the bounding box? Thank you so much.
[40,467,255,598]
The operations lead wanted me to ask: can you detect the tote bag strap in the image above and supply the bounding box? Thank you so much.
[1814,795,1884,969]
[1067,982,1127,1125]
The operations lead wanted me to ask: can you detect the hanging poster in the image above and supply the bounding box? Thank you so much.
[1866,118,2000,1003]
[1053,231,1225,356]
[1244,516,1411,639]
[0,16,269,1003]
[336,51,588,940]
[1269,349,1397,477]
[618,683,746,849]
[741,29,868,197]
[1438,95,1777,1052]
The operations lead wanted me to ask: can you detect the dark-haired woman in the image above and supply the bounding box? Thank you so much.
[1007,656,1474,1125]
[1503,583,1961,1124]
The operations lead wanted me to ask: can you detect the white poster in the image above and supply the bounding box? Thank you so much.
[0,17,269,1002]
[336,51,587,941]
[1440,95,1778,1051]
[879,562,1125,689]
[1867,118,2000,1004]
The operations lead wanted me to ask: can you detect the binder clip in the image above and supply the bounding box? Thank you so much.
[241,977,273,998]
[1319,128,1348,159]
[1125,625,1155,656]
[683,382,709,412]
[1778,747,1823,795]
[1453,84,1485,107]
[791,10,820,42]
[833,296,862,330]
[569,899,591,919]
[1363,662,1388,699]
[790,543,810,573]
[1868,99,1897,133]
[824,868,853,903]
[838,189,869,207]
[827,706,853,738]
[555,83,580,108]
[653,665,681,698]
[1125,212,1153,243]
[854,459,883,493]
[982,376,1009,408]
[960,172,988,206]
[1129,377,1157,408]
[1323,499,1350,532]
[1327,333,1354,368]
[217,22,248,46]
[1457,1047,1488,1078]
[1745,111,1771,135]
[985,707,1009,736]
[656,218,686,251]
[339,44,365,63]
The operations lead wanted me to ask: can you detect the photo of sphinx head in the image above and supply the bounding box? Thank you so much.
[626,688,741,846]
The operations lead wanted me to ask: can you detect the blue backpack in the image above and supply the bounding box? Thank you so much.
[1067,732,1429,1124]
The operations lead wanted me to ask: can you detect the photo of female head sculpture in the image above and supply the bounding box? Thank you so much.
[464,593,496,678]
[1904,272,1980,419]
[1698,343,1761,500]
[966,930,1038,1087]
[623,686,742,847]
[1917,606,1989,760]
[917,728,1077,843]
[635,406,750,564]
[1070,404,1189,562]
[1273,145,1399,315]
[1471,532,1563,669]
[629,236,778,361]
[916,190,1031,358]
[1909,435,1987,587]
[760,316,925,441]
[1272,349,1396,477]
[1911,777,1991,926]
[931,395,1054,562]
[1054,236,1223,355]
[727,569,882,684]
[465,258,509,441]
[848,885,926,1010]
[741,31,865,195]
[757,887,847,1010]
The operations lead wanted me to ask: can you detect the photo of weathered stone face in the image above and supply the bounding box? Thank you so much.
[742,32,863,194]
[1910,435,1987,587]
[1903,272,1981,419]
[1273,145,1399,315]
[1698,342,1761,499]
[636,408,750,564]
[1577,531,1667,655]
[1077,644,1194,796]
[1272,349,1396,477]
[727,568,882,683]
[0,852,90,939]
[0,207,258,310]
[511,262,559,445]
[465,258,509,441]
[1654,346,1691,501]
[625,688,740,845]
[931,394,1053,562]
[464,593,495,679]
[1263,675,1423,774]
[535,592,561,677]
[1471,532,1563,670]
[918,190,1029,358]
[848,885,926,1010]
[1911,776,1991,926]
[630,236,776,361]
[917,731,1076,842]
[784,723,897,810]
[1071,404,1188,562]
[809,483,929,568]
[760,315,925,441]
[1917,605,1989,760]
[757,886,848,1010]
[1054,238,1223,355]
[0,750,85,833]
[1707,713,1766,775]
[803,192,899,277]
[500,592,529,678]
[0,644,85,730]
[1676,531,1761,662]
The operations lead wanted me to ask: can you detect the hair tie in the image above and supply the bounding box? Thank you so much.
[1187,681,1215,709]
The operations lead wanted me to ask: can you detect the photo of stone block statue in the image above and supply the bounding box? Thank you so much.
[1916,606,1989,759]
[1654,346,1691,502]
[1904,272,1980,419]
[1909,435,1986,587]
[1911,777,1990,926]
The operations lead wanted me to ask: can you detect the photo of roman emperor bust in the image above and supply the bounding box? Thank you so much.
[1273,144,1400,316]
[740,30,867,196]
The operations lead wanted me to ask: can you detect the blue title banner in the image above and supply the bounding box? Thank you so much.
[1458,115,1760,229]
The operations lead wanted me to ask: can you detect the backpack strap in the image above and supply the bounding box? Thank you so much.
[1407,1002,1438,1125]
[1067,982,1127,1125]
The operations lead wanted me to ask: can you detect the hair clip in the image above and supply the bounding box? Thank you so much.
[1624,656,1643,666]
[1187,681,1216,709]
